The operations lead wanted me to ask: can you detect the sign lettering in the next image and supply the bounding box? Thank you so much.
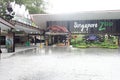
[73,21,113,32]
[74,22,97,32]
[99,22,113,31]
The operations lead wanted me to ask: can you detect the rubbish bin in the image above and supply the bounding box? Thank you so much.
[25,41,30,46]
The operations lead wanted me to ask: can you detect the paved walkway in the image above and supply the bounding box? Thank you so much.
[0,46,120,80]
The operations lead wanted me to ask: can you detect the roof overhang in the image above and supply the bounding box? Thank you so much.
[11,20,43,34]
[0,18,14,30]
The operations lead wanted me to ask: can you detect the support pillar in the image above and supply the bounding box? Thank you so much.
[35,36,37,45]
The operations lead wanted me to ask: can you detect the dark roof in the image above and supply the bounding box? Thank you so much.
[11,20,44,33]
[47,25,68,33]
[0,17,14,30]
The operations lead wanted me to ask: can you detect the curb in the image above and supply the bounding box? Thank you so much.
[1,47,38,59]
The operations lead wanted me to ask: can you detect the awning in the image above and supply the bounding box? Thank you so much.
[0,18,14,30]
[47,25,69,33]
[11,20,42,33]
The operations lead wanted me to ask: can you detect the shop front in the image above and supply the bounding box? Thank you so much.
[0,17,15,53]
[45,25,70,46]
[45,32,70,46]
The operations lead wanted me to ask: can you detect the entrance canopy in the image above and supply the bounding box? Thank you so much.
[0,18,14,30]
[46,25,69,35]
[47,25,68,33]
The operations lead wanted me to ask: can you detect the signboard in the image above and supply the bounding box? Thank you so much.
[47,19,119,34]
[70,20,114,34]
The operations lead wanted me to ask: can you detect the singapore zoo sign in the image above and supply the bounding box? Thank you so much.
[72,21,114,34]
[47,19,120,34]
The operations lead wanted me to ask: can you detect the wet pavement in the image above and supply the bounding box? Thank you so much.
[0,46,120,80]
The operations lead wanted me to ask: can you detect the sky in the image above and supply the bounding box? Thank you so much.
[46,0,120,14]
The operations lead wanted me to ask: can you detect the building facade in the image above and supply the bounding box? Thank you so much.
[32,10,120,46]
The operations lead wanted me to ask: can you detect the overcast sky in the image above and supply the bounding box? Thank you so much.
[46,0,120,14]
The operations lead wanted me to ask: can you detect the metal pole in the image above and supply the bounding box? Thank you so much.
[35,36,36,45]
[0,27,2,60]
[40,34,41,48]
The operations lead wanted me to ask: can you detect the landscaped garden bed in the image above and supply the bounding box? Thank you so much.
[71,34,119,49]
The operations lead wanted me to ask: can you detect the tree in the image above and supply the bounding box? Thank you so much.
[15,0,26,5]
[15,0,47,14]
[0,2,6,19]
[0,0,15,20]
[26,0,47,14]
[27,6,46,14]
[0,0,47,14]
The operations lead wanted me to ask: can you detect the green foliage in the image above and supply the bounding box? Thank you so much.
[16,0,47,14]
[0,1,15,20]
[0,1,6,18]
[71,37,89,48]
[0,0,47,14]
[70,39,75,45]
[0,0,14,3]
[100,42,119,49]
[27,6,46,14]
[73,43,89,48]
[71,34,119,49]
[108,44,119,49]
[15,0,26,5]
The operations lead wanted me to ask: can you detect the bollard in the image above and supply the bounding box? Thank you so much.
[40,43,42,48]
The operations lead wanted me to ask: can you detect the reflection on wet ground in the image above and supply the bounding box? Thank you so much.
[0,46,120,80]
[14,46,120,56]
